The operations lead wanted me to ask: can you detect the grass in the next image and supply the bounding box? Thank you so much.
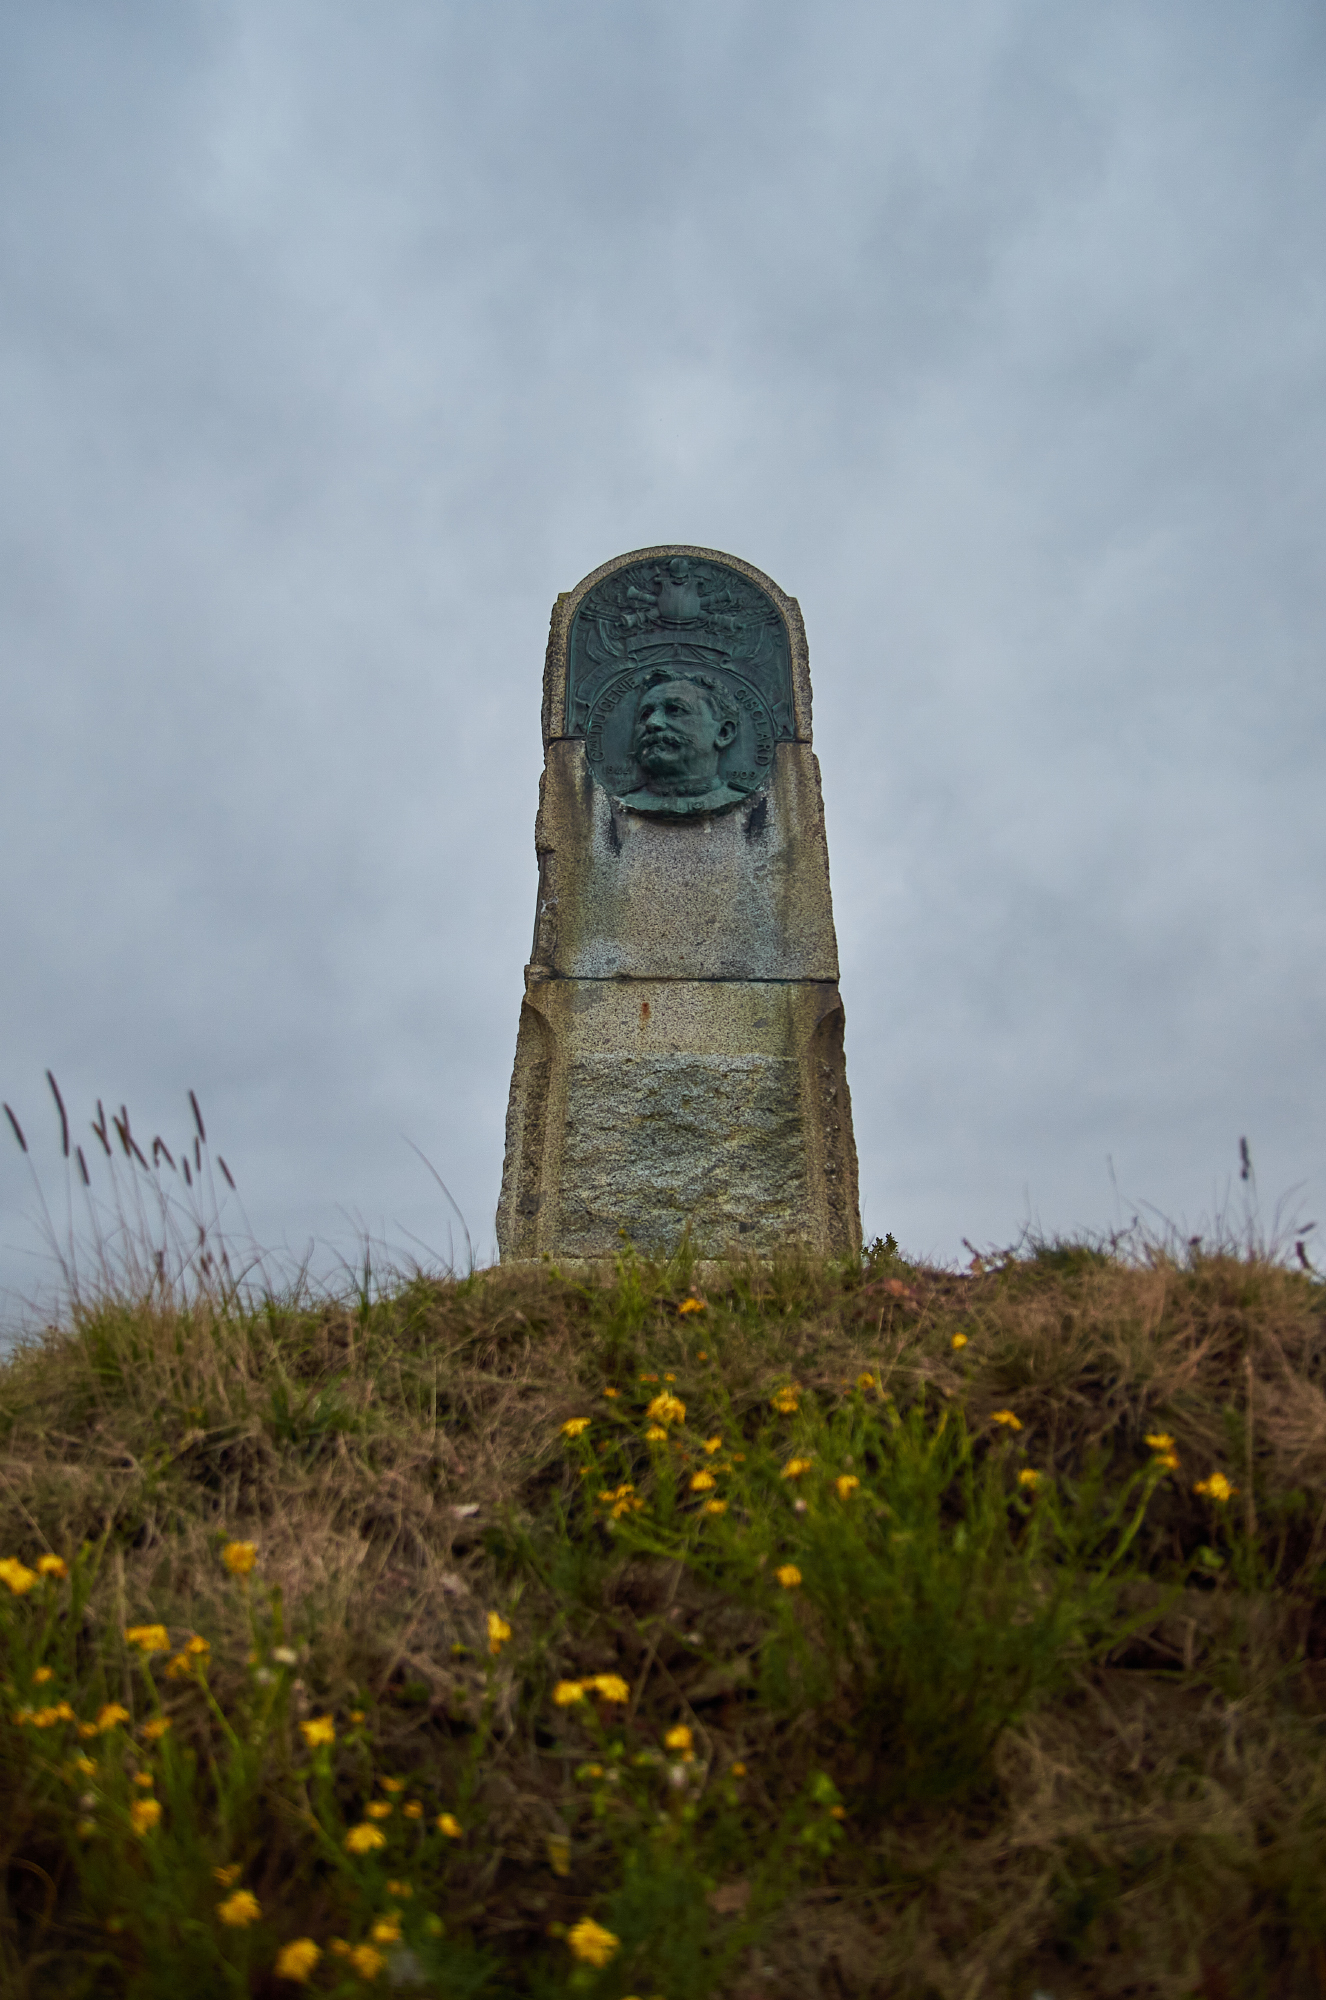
[0,1218,1324,1997]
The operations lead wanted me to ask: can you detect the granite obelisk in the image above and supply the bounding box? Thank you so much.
[497,546,860,1261]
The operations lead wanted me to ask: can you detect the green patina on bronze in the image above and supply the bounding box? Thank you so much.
[567,554,793,816]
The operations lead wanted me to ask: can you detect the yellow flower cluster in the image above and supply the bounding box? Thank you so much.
[299,1715,336,1749]
[130,1798,162,1835]
[596,1483,644,1520]
[567,1916,620,1966]
[274,1938,321,1982]
[561,1416,591,1439]
[991,1410,1023,1431]
[770,1385,800,1414]
[221,1541,257,1576]
[646,1391,686,1427]
[775,1564,802,1589]
[781,1458,812,1481]
[124,1624,170,1654]
[1146,1432,1181,1472]
[835,1475,859,1500]
[1194,1472,1236,1503]
[487,1611,512,1655]
[553,1673,631,1706]
[678,1296,706,1314]
[0,1559,38,1595]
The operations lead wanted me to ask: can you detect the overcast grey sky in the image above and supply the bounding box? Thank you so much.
[3,0,1324,1316]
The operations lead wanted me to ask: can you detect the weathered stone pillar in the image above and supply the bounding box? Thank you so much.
[497,546,860,1262]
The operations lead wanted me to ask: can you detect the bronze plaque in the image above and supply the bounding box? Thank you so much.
[568,554,793,816]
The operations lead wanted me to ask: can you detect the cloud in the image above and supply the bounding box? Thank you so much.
[2,0,1324,1315]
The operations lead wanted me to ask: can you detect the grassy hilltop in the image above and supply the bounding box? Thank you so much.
[0,1232,1324,1999]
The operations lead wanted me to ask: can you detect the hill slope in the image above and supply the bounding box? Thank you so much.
[0,1240,1323,1998]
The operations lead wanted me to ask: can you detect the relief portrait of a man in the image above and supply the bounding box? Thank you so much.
[614,670,749,815]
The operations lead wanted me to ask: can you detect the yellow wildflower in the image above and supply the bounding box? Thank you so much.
[645,1426,668,1442]
[690,1470,716,1492]
[349,1709,365,1724]
[567,1917,620,1967]
[386,1881,413,1897]
[221,1541,257,1576]
[186,1634,211,1656]
[0,1559,38,1595]
[775,1564,802,1589]
[129,1797,162,1835]
[73,1755,96,1776]
[214,1865,242,1885]
[1194,1472,1237,1503]
[164,1654,192,1680]
[664,1724,693,1753]
[730,1760,746,1777]
[436,1812,463,1838]
[345,1822,388,1854]
[704,1498,728,1515]
[133,1771,154,1788]
[702,1436,722,1454]
[37,1555,68,1578]
[782,1458,812,1480]
[370,1918,401,1944]
[835,1475,860,1500]
[365,1801,393,1820]
[349,1944,384,1980]
[381,1777,405,1792]
[589,1673,630,1703]
[991,1410,1023,1431]
[553,1680,586,1706]
[274,1938,321,1983]
[124,1624,169,1654]
[639,1373,659,1383]
[602,1387,619,1398]
[142,1718,171,1741]
[77,1722,99,1738]
[1154,1450,1180,1471]
[856,1373,876,1392]
[1018,1468,1040,1490]
[487,1611,512,1656]
[771,1386,800,1414]
[96,1704,130,1732]
[217,1889,260,1927]
[679,1296,707,1314]
[561,1417,591,1439]
[950,1333,968,1351]
[646,1391,686,1427]
[299,1715,335,1750]
[32,1667,53,1685]
[403,1800,423,1819]
[1146,1433,1175,1452]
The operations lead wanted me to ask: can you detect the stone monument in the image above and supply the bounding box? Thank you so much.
[496,546,860,1262]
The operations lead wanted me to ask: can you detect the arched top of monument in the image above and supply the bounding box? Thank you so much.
[542,545,812,750]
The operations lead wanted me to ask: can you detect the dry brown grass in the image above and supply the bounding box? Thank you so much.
[0,1241,1324,1996]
